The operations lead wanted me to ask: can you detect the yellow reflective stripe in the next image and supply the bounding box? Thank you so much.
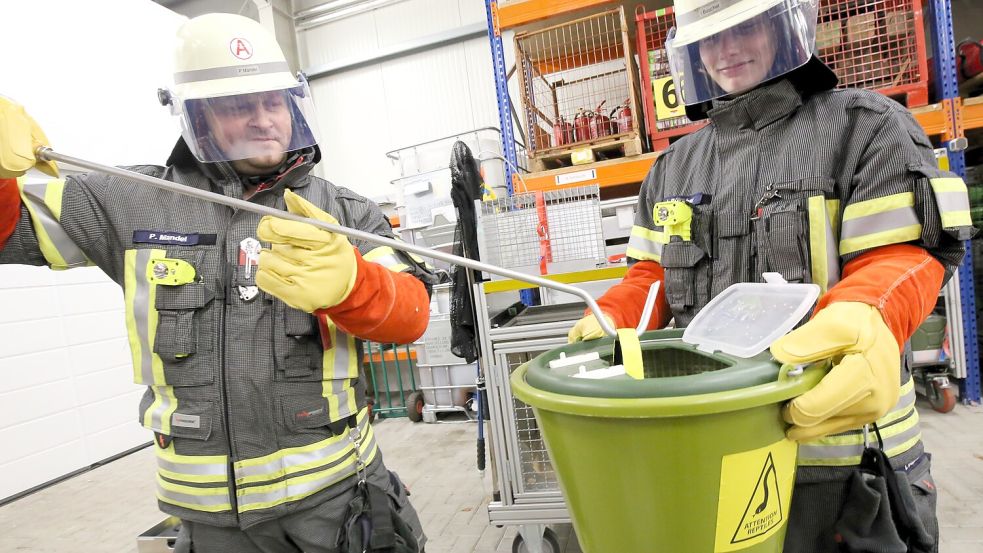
[157,445,228,466]
[236,435,379,513]
[626,225,665,262]
[18,179,90,269]
[842,192,915,220]
[840,193,922,254]
[156,476,233,512]
[808,196,829,295]
[929,177,968,193]
[798,381,919,466]
[825,199,841,239]
[158,476,229,497]
[364,246,411,273]
[928,177,973,227]
[235,408,370,474]
[840,226,923,256]
[626,246,661,263]
[941,210,973,228]
[236,427,367,487]
[125,249,166,385]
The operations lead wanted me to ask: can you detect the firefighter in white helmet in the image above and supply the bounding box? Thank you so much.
[571,0,974,550]
[0,13,430,553]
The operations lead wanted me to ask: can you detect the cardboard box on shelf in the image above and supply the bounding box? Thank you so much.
[817,20,843,50]
[884,10,909,37]
[847,12,878,43]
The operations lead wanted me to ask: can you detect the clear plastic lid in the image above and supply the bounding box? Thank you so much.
[681,273,820,358]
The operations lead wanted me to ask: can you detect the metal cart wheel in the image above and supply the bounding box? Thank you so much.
[512,527,561,553]
[406,391,425,423]
[928,380,957,413]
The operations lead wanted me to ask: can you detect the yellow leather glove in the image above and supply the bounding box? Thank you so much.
[770,302,900,441]
[568,313,615,343]
[256,189,357,313]
[0,97,58,178]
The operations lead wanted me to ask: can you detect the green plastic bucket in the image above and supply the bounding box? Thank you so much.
[510,329,827,553]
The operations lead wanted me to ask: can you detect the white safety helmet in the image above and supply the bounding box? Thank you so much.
[666,0,819,106]
[158,13,319,163]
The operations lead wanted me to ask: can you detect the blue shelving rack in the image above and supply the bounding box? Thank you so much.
[929,0,980,402]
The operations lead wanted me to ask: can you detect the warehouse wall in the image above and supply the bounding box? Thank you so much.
[0,0,186,501]
[297,0,501,200]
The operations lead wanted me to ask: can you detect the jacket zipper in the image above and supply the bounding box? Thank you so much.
[220,209,239,518]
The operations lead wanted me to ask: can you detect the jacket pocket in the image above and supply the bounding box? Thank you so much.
[911,164,977,243]
[762,205,810,282]
[280,394,334,433]
[154,282,216,386]
[660,241,706,309]
[753,178,835,283]
[272,302,324,382]
[139,390,215,441]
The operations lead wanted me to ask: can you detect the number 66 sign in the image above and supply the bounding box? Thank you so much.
[653,76,686,121]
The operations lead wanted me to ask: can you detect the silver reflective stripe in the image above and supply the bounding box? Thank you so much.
[21,182,88,267]
[236,434,378,510]
[935,190,971,214]
[157,483,232,507]
[158,457,228,478]
[675,0,744,27]
[627,235,663,258]
[798,384,918,463]
[798,415,921,462]
[372,253,409,272]
[824,211,840,290]
[626,226,664,261]
[149,387,173,433]
[134,249,156,385]
[840,206,920,239]
[331,329,355,380]
[173,62,291,85]
[234,415,370,481]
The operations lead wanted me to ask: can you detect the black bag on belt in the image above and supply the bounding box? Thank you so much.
[338,478,420,553]
[833,426,934,553]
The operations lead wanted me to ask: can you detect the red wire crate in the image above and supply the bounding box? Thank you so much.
[818,0,929,107]
[635,6,708,152]
[514,7,644,171]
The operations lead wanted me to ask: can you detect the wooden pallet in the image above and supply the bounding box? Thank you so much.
[526,134,644,173]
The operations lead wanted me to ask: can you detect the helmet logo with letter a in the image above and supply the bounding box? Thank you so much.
[230,37,253,60]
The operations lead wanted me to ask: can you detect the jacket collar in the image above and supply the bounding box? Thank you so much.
[706,78,804,131]
[165,138,319,195]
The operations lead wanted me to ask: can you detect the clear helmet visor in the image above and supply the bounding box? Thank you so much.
[165,77,319,164]
[666,0,818,106]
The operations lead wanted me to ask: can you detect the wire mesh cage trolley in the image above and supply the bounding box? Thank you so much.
[477,185,606,279]
[635,6,710,151]
[817,0,929,107]
[515,7,644,172]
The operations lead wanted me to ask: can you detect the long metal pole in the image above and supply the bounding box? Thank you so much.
[37,147,619,337]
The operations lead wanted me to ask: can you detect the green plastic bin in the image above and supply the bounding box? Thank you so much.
[510,276,828,553]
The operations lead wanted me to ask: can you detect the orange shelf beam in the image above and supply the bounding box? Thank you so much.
[910,102,950,139]
[363,349,417,364]
[514,151,660,192]
[497,0,612,29]
[961,96,983,131]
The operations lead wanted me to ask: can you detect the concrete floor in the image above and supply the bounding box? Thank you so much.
[2,399,983,552]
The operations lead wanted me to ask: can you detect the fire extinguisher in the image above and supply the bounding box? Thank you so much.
[574,108,591,143]
[611,99,633,134]
[957,39,983,82]
[589,101,611,140]
[552,116,574,147]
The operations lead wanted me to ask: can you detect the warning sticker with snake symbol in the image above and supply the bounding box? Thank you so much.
[714,439,797,552]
